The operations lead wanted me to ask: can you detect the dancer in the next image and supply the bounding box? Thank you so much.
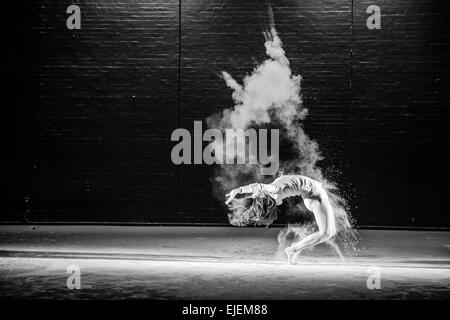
[225,175,337,264]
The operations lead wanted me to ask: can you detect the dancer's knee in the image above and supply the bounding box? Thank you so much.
[319,228,336,242]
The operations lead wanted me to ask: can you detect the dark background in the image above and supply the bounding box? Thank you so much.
[1,0,449,227]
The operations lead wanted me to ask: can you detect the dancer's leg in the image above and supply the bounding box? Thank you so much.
[285,231,328,264]
[286,196,336,264]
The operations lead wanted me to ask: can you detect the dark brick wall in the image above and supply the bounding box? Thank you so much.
[1,0,449,227]
[351,0,449,227]
[2,0,180,222]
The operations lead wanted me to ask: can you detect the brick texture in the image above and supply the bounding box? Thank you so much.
[351,0,449,226]
[2,0,180,222]
[1,0,449,227]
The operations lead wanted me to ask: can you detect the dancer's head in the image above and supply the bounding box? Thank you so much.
[226,192,278,227]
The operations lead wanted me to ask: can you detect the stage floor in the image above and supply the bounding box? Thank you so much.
[0,225,449,299]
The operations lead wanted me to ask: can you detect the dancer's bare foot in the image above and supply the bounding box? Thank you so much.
[285,247,303,265]
[292,249,302,263]
[285,247,295,265]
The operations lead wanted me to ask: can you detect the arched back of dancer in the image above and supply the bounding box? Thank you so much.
[225,175,337,264]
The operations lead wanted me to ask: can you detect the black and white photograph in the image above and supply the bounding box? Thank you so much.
[1,0,449,309]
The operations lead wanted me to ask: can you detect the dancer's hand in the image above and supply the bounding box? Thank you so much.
[225,188,241,205]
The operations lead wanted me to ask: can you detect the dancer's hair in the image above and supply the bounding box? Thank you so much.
[227,192,278,227]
